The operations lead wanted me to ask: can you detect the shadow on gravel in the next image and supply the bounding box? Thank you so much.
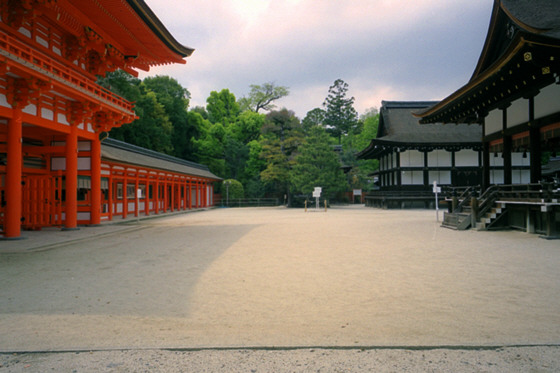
[0,223,258,318]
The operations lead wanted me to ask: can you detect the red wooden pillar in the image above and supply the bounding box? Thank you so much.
[196,180,200,208]
[170,177,175,212]
[64,124,79,230]
[108,165,113,220]
[134,171,139,217]
[163,178,167,212]
[183,179,187,210]
[145,177,150,216]
[4,108,23,238]
[202,181,206,207]
[123,170,128,219]
[155,177,159,214]
[90,138,101,225]
[188,179,192,209]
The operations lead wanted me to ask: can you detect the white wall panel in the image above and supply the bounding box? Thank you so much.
[485,109,502,135]
[508,98,529,128]
[535,83,560,119]
[428,149,452,167]
[454,150,479,167]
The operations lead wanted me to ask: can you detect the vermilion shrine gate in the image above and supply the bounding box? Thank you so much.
[0,0,219,239]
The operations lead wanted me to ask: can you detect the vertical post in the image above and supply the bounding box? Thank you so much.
[470,190,479,229]
[528,97,541,183]
[123,171,128,219]
[170,178,174,212]
[90,138,101,225]
[4,108,23,238]
[155,178,159,214]
[502,109,512,185]
[64,124,79,230]
[181,178,187,210]
[482,118,490,191]
[433,181,439,222]
[134,172,139,217]
[108,166,113,220]
[188,179,192,209]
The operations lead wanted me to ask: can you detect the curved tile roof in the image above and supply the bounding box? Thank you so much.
[101,138,221,180]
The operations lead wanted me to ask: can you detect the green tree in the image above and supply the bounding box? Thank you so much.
[222,179,244,201]
[242,140,268,197]
[143,76,195,160]
[122,88,174,153]
[191,112,226,176]
[238,82,289,113]
[341,107,380,191]
[206,89,239,124]
[301,107,325,133]
[231,111,266,144]
[291,126,347,199]
[322,79,358,144]
[97,69,141,103]
[260,109,303,202]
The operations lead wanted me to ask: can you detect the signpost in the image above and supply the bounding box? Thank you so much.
[433,181,441,221]
[313,187,322,210]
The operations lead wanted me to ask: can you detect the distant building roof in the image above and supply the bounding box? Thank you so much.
[357,101,482,159]
[101,138,221,180]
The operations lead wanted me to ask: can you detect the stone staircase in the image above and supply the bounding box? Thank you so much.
[476,203,506,230]
[442,209,472,230]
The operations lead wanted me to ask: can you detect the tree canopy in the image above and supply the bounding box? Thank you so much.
[322,79,359,144]
[238,82,289,113]
[99,71,380,204]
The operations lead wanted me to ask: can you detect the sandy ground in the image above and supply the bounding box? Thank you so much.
[1,206,559,371]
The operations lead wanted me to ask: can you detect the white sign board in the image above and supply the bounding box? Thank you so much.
[353,189,362,196]
[313,187,322,198]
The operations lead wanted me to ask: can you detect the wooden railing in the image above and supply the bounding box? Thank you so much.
[0,32,134,114]
[221,198,280,208]
[446,182,559,221]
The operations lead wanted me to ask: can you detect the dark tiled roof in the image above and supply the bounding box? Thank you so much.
[503,0,560,39]
[377,101,481,144]
[357,101,482,159]
[101,138,221,180]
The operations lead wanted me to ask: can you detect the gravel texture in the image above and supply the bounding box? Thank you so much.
[1,206,559,371]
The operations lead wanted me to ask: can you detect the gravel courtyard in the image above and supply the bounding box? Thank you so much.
[1,206,559,371]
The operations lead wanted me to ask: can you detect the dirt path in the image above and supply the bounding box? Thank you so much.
[1,206,559,370]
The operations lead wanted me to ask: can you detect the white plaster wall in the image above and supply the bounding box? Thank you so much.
[491,169,504,184]
[51,157,65,170]
[429,170,451,185]
[428,149,452,167]
[490,154,504,166]
[535,83,560,119]
[455,150,479,167]
[41,108,54,120]
[512,152,530,166]
[400,150,424,167]
[23,104,36,115]
[77,157,90,170]
[401,170,424,185]
[485,109,502,135]
[508,98,529,128]
[512,169,530,184]
[0,94,8,108]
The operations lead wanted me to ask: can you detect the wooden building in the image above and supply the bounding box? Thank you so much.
[357,101,484,208]
[415,0,559,236]
[0,0,205,239]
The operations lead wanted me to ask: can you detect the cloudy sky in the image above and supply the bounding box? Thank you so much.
[140,0,494,119]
